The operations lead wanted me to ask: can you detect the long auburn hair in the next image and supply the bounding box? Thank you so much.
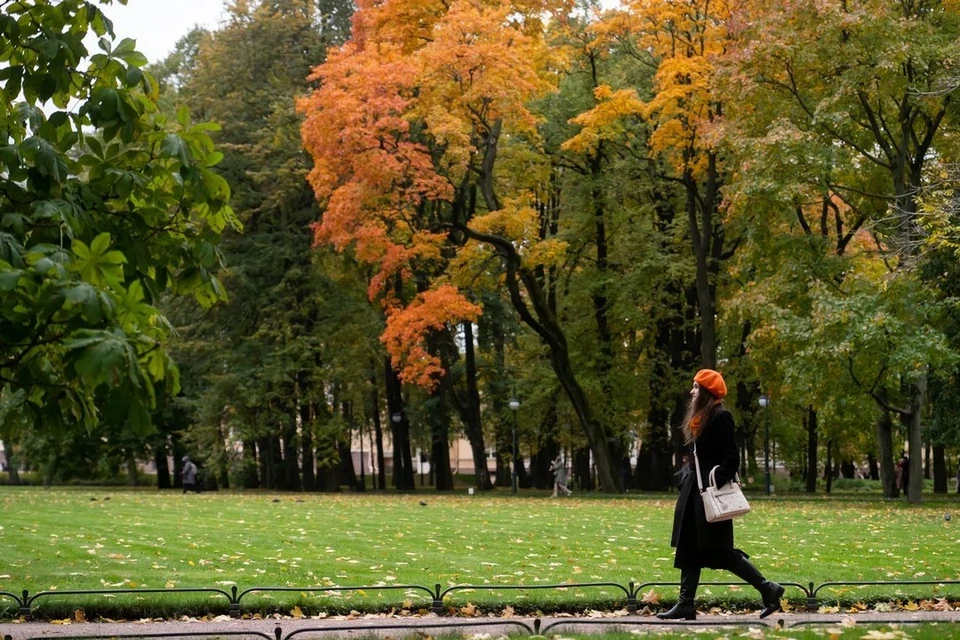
[681,385,721,444]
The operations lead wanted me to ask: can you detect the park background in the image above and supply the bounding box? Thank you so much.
[2,0,960,504]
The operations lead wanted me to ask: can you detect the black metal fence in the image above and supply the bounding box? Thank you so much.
[3,577,960,620]
[5,615,960,640]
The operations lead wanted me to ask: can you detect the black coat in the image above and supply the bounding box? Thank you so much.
[669,406,740,568]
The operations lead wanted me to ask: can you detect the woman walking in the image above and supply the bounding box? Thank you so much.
[657,369,784,621]
[550,456,573,497]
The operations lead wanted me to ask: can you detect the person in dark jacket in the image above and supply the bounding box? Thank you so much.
[657,369,784,621]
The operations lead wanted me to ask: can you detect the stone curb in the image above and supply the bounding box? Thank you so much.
[3,612,960,640]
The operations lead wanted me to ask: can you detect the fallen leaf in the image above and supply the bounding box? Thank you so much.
[460,603,478,617]
[291,606,304,619]
[502,606,515,618]
[74,609,86,623]
[641,589,660,605]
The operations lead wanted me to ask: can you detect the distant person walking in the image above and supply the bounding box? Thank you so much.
[550,456,572,497]
[657,369,783,621]
[181,456,199,494]
[898,452,910,498]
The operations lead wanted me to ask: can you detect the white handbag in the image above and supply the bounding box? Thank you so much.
[693,443,751,522]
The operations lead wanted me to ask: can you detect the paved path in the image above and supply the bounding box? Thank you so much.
[4,611,960,640]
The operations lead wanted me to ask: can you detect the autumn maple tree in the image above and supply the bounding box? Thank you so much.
[300,0,636,491]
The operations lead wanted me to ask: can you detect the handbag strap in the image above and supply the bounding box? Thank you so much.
[693,443,704,492]
[694,443,741,491]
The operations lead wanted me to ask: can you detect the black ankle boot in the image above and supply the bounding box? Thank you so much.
[758,580,785,619]
[657,564,700,621]
[726,551,783,619]
[656,601,696,620]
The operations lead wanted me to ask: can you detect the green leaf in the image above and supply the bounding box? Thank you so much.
[160,134,191,166]
[0,145,20,169]
[124,66,143,87]
[90,232,111,256]
[0,269,21,292]
[112,38,137,57]
[202,151,224,167]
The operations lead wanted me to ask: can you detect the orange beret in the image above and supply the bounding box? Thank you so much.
[694,369,727,399]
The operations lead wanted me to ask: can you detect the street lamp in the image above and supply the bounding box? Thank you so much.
[758,395,771,496]
[509,398,520,495]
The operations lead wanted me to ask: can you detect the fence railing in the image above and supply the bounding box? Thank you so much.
[4,615,958,640]
[3,577,960,620]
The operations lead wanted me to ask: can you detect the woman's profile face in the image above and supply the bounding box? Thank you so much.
[690,382,700,400]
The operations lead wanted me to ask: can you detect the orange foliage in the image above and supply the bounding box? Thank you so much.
[381,285,483,388]
[299,0,555,386]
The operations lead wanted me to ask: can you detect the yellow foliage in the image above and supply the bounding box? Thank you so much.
[468,198,540,239]
[563,86,645,154]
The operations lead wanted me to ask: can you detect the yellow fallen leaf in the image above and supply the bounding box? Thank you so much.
[460,603,477,616]
[290,606,303,619]
[502,605,515,618]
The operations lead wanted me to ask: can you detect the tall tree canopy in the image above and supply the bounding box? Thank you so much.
[0,0,236,444]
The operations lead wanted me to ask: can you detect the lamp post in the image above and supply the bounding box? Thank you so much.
[758,395,771,496]
[509,398,520,495]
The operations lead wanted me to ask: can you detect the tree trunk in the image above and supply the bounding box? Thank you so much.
[428,377,454,492]
[824,440,833,494]
[257,437,271,489]
[867,453,879,480]
[875,411,898,498]
[933,444,947,493]
[314,400,341,492]
[241,439,259,489]
[385,357,415,490]
[172,437,185,489]
[154,447,171,489]
[369,374,387,491]
[492,323,511,488]
[684,157,723,370]
[573,446,593,491]
[301,408,316,492]
[806,406,818,493]
[125,452,139,486]
[905,378,925,504]
[460,194,620,492]
[282,422,301,492]
[462,321,492,491]
[339,401,357,491]
[840,459,855,479]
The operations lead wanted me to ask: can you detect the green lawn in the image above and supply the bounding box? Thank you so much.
[1,487,959,618]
